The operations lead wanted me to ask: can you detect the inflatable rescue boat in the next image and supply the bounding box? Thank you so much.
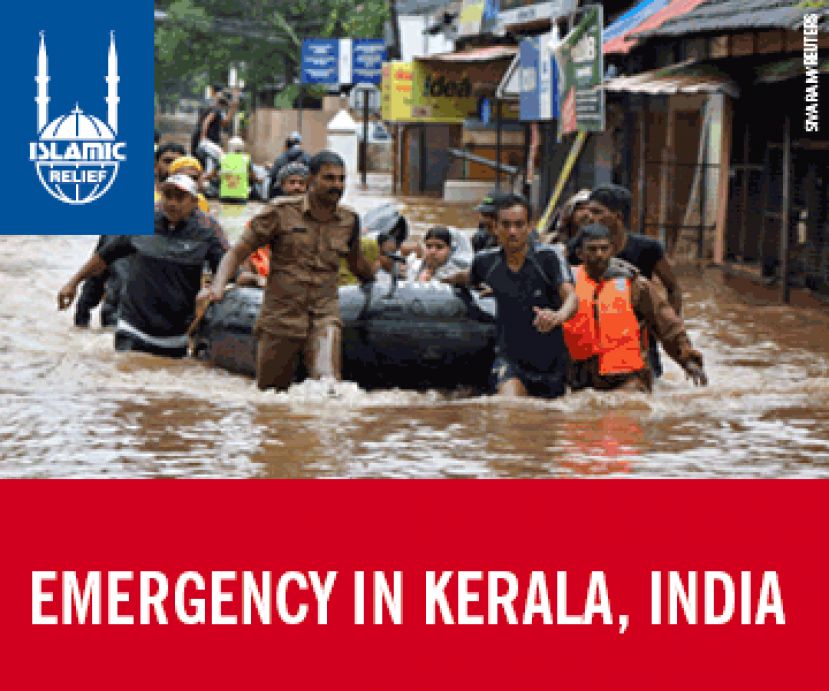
[193,281,497,390]
[193,204,498,389]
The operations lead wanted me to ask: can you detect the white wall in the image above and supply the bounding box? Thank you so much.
[399,15,454,61]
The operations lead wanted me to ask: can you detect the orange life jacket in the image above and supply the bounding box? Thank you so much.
[563,266,645,375]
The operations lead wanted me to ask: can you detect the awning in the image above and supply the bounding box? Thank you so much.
[603,63,740,98]
[634,0,829,39]
[603,0,670,52]
[606,0,708,55]
[415,45,517,63]
[414,45,517,98]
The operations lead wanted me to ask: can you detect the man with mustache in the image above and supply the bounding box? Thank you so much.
[204,151,375,391]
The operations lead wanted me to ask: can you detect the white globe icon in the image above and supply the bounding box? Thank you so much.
[35,105,120,205]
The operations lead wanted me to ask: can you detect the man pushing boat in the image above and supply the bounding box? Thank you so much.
[200,150,376,391]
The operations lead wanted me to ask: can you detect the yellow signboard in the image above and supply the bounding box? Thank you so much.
[382,61,478,123]
[381,61,414,122]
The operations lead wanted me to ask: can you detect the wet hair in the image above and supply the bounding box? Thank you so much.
[309,150,345,175]
[155,142,186,162]
[495,192,532,220]
[425,225,452,247]
[579,223,611,245]
[589,184,631,226]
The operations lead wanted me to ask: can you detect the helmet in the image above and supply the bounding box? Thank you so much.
[286,131,302,146]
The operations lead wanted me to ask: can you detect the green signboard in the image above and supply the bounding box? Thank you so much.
[555,4,604,137]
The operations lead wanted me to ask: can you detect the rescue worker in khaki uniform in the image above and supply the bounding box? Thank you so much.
[563,224,707,392]
[203,151,375,391]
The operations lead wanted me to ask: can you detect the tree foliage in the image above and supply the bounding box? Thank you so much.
[155,0,390,100]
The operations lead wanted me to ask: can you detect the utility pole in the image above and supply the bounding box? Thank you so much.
[389,0,402,60]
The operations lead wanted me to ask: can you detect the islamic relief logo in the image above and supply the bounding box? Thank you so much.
[28,31,126,205]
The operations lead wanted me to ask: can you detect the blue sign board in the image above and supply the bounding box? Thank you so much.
[301,38,386,86]
[352,39,386,86]
[518,35,559,122]
[301,38,339,85]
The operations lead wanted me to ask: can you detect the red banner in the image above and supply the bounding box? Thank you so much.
[1,481,825,689]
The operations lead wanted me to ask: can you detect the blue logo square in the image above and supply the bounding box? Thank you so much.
[3,1,154,234]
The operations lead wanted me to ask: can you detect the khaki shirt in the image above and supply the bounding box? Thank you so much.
[240,194,359,337]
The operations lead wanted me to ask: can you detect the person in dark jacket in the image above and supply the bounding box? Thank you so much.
[58,175,227,358]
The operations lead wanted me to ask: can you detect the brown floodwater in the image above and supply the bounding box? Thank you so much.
[1,176,828,477]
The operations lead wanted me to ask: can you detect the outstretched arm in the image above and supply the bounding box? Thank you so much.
[346,243,375,284]
[57,255,108,310]
[441,269,471,288]
[57,236,133,310]
[222,92,240,127]
[202,240,254,302]
[532,282,577,333]
[635,278,706,385]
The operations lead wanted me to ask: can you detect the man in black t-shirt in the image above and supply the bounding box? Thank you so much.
[58,175,227,358]
[570,184,682,312]
[445,193,578,398]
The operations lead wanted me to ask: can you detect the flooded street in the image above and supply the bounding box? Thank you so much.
[2,176,829,477]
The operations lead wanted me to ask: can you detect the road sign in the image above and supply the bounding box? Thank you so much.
[300,38,339,85]
[352,39,385,86]
[301,38,386,86]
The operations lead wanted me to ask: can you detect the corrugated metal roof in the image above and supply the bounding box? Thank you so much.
[603,61,740,97]
[605,0,708,54]
[604,0,671,45]
[637,0,829,38]
[415,45,517,62]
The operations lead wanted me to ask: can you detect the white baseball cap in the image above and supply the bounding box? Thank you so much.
[161,173,198,198]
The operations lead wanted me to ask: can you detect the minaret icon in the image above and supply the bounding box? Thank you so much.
[105,31,119,134]
[35,31,49,134]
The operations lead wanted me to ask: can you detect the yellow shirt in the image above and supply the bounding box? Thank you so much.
[339,236,379,285]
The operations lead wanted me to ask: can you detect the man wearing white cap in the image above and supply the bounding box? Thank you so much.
[57,174,228,358]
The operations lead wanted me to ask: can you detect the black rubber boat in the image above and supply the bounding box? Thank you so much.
[192,281,497,390]
[192,202,497,389]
